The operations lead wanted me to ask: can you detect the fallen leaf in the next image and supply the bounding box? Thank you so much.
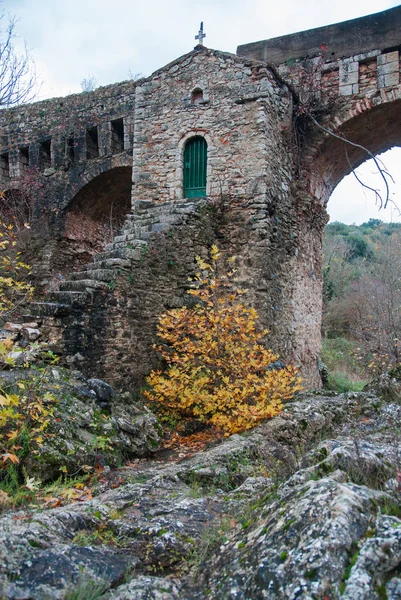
[43,497,62,508]
[2,453,19,464]
[24,476,41,491]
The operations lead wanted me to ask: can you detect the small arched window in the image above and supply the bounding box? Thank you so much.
[191,88,203,105]
[183,136,207,198]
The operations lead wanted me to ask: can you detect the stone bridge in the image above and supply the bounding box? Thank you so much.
[238,4,401,206]
[0,5,400,389]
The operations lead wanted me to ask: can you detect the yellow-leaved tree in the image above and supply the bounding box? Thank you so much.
[144,245,302,435]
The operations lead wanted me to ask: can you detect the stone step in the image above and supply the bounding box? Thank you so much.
[60,280,110,292]
[148,222,170,233]
[48,291,90,306]
[122,216,182,231]
[136,231,151,241]
[102,245,147,259]
[113,232,154,243]
[132,200,155,212]
[123,219,187,238]
[29,302,72,317]
[120,226,151,237]
[128,229,153,240]
[113,233,139,243]
[93,248,131,262]
[103,238,147,250]
[132,200,197,215]
[133,200,199,215]
[106,241,135,249]
[108,233,153,248]
[85,258,131,270]
[70,269,115,282]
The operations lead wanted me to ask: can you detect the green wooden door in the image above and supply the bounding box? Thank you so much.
[183,136,207,198]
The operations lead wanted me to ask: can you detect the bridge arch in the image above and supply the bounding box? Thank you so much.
[290,95,401,386]
[63,165,132,269]
[307,98,401,207]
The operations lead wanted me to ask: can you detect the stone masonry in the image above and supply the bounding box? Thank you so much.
[1,6,401,388]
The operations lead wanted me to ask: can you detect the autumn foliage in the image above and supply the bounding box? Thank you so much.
[0,220,32,313]
[0,373,57,469]
[144,246,302,435]
[0,219,48,472]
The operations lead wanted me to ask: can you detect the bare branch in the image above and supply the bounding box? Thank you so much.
[309,114,395,210]
[0,12,37,107]
[344,146,399,216]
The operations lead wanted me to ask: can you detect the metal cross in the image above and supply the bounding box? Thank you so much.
[195,22,206,46]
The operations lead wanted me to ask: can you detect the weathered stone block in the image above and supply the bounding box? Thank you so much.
[339,84,354,96]
[377,50,399,65]
[378,71,400,88]
[339,61,359,85]
[378,60,400,75]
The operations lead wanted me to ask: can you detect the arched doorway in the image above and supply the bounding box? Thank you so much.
[183,136,207,198]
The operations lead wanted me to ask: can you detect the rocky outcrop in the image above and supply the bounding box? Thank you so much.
[0,366,161,483]
[0,391,400,598]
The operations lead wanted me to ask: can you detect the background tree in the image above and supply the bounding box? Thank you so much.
[0,12,37,107]
[323,233,353,302]
[322,220,401,386]
[80,76,98,92]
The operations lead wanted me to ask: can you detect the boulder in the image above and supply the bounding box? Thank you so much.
[87,377,115,410]
[2,323,23,332]
[21,327,41,342]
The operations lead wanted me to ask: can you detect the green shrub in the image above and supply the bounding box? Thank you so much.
[321,337,369,392]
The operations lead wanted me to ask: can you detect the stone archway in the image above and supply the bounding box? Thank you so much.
[59,166,132,275]
[291,98,401,386]
[307,99,401,207]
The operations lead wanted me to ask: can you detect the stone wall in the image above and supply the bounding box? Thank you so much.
[0,80,136,180]
[0,81,137,285]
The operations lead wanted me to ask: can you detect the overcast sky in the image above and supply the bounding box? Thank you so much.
[3,0,401,225]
